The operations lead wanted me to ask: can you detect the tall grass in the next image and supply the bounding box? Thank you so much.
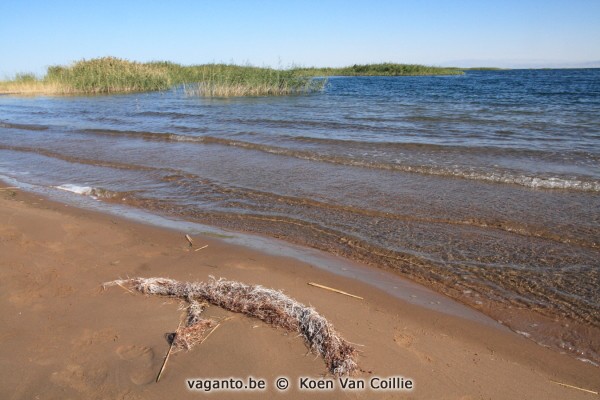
[0,57,173,95]
[45,57,173,93]
[0,57,325,96]
[180,64,326,96]
[0,72,59,95]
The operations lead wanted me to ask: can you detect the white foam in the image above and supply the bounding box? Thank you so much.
[55,184,94,196]
[516,330,532,338]
[576,357,599,367]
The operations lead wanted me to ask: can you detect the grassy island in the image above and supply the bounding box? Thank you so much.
[0,57,464,96]
[292,63,464,76]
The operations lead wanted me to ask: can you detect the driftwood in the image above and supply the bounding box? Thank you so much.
[104,277,358,376]
[549,379,599,395]
[185,234,194,247]
[308,282,363,300]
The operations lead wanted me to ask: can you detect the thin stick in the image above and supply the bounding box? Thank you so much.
[200,323,222,345]
[116,282,134,294]
[185,234,194,247]
[0,187,18,191]
[549,379,599,395]
[308,282,363,300]
[155,340,174,383]
[200,317,234,345]
[156,321,182,383]
[194,244,209,252]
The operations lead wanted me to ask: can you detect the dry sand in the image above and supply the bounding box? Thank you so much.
[0,184,598,399]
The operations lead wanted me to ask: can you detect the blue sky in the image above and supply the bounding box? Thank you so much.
[1,0,599,77]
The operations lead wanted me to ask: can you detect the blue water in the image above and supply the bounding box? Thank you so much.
[1,69,599,364]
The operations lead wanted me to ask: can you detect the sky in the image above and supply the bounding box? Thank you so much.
[1,0,599,77]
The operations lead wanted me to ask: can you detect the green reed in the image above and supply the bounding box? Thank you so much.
[180,64,327,96]
[1,57,326,96]
[44,57,173,93]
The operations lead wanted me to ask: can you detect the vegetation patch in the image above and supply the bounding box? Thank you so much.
[1,58,467,96]
[292,63,464,76]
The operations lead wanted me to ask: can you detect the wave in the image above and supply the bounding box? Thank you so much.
[0,121,49,131]
[276,134,600,159]
[79,126,600,159]
[0,144,156,173]
[222,117,397,133]
[55,184,119,199]
[74,129,600,192]
[5,143,595,249]
[135,111,196,119]
[196,138,600,192]
[0,145,598,248]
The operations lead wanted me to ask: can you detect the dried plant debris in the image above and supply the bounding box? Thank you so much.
[172,300,215,351]
[104,277,358,376]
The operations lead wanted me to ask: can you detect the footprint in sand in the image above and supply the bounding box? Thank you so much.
[129,368,156,385]
[116,345,154,362]
[394,329,434,363]
[116,345,156,385]
[393,332,414,348]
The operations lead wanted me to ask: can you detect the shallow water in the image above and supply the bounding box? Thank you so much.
[1,69,599,364]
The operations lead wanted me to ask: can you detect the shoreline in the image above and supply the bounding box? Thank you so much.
[1,183,599,398]
[5,172,596,367]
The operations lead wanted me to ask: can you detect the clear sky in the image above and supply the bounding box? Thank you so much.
[1,0,599,77]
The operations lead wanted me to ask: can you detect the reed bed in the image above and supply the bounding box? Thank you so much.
[1,57,325,96]
[0,79,64,95]
[182,65,326,96]
[1,58,466,96]
[45,57,173,93]
[104,276,358,376]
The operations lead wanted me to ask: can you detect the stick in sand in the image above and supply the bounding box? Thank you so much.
[194,244,209,252]
[308,282,363,300]
[156,321,182,383]
[185,234,194,247]
[549,379,599,395]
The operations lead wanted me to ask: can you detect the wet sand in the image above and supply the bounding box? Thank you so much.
[0,184,598,399]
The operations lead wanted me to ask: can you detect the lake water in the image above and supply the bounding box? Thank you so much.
[1,69,599,365]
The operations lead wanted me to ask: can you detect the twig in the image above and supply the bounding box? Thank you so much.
[199,323,222,345]
[549,379,599,395]
[116,282,134,294]
[156,321,182,383]
[156,339,174,383]
[308,282,363,300]
[0,187,18,191]
[185,234,194,247]
[194,244,209,252]
[200,317,234,345]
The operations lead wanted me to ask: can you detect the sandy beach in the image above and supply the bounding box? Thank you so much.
[0,184,598,399]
